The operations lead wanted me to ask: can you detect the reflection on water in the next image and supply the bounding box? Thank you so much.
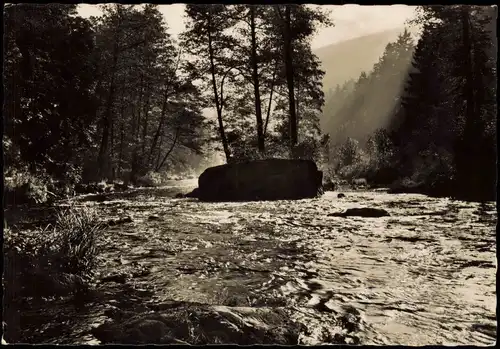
[4,186,497,345]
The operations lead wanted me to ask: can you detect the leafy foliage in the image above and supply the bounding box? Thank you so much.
[5,3,332,189]
[4,206,103,299]
[5,4,493,201]
[4,4,97,180]
[390,5,496,200]
[180,4,331,163]
[92,4,207,182]
[4,4,209,188]
[323,6,496,201]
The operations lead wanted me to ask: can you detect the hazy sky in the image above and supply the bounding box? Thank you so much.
[77,4,417,49]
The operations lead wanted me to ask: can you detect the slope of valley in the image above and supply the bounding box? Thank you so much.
[314,27,412,94]
[315,27,420,140]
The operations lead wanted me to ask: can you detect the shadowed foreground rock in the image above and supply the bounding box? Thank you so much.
[91,305,305,345]
[328,207,390,218]
[196,159,323,202]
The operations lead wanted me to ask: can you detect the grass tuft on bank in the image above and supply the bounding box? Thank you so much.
[4,206,104,301]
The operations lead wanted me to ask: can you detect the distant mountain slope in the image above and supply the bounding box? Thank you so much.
[314,27,410,93]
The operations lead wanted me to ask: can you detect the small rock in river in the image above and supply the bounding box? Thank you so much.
[102,273,128,283]
[337,193,346,198]
[108,216,134,226]
[328,207,390,218]
[95,194,108,202]
[339,312,361,333]
[148,215,160,220]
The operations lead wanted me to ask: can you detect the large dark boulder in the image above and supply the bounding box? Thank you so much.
[185,188,200,198]
[197,159,323,202]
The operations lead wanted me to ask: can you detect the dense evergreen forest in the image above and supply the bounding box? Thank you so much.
[322,5,497,201]
[3,4,497,204]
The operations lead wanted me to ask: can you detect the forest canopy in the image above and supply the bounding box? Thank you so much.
[320,5,496,201]
[4,4,330,185]
[3,4,497,202]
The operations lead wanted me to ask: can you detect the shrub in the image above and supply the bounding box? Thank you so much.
[337,138,363,168]
[136,171,163,187]
[291,139,320,161]
[363,129,400,185]
[3,206,104,299]
[391,176,422,188]
[4,167,49,205]
[46,178,77,198]
[337,159,370,182]
[50,207,103,276]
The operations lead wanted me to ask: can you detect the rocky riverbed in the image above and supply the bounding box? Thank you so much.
[4,180,497,345]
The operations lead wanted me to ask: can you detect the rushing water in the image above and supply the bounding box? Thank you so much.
[5,183,497,345]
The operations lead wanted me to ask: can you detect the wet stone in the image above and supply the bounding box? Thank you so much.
[328,207,390,218]
[91,305,304,345]
[101,273,128,284]
[107,216,134,226]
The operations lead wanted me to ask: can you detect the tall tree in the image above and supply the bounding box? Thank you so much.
[386,5,496,200]
[271,5,331,152]
[246,5,266,153]
[180,4,239,163]
[180,4,330,162]
[93,4,207,182]
[282,5,298,149]
[93,4,148,178]
[218,5,286,158]
[4,4,97,181]
[271,40,327,161]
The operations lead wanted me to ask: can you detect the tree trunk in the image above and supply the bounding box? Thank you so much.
[129,106,138,183]
[97,43,119,179]
[110,89,125,176]
[155,131,164,170]
[156,129,180,171]
[149,49,182,164]
[462,9,475,131]
[142,83,151,160]
[118,121,124,179]
[148,89,169,164]
[296,80,300,140]
[110,114,114,178]
[455,7,478,198]
[250,6,265,153]
[208,13,231,163]
[264,59,278,138]
[130,77,144,184]
[283,5,298,150]
[136,75,144,142]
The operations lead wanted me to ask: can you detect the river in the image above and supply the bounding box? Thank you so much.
[5,182,497,345]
